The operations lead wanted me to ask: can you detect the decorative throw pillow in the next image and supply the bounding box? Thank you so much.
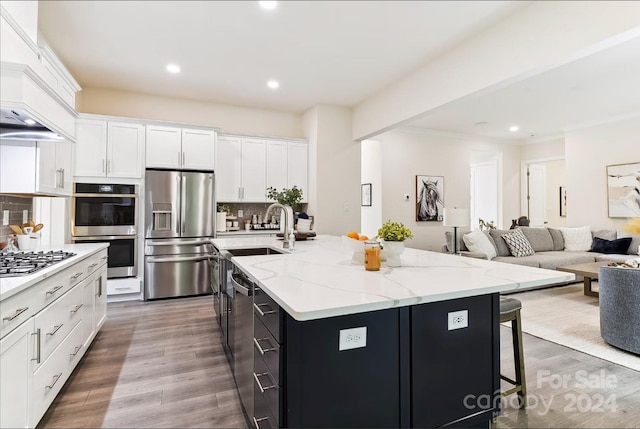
[502,229,535,257]
[462,229,497,259]
[559,226,593,251]
[590,237,632,254]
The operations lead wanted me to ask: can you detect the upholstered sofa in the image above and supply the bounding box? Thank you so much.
[599,266,640,355]
[443,227,640,270]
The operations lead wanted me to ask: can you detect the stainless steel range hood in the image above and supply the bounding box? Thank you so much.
[0,108,65,141]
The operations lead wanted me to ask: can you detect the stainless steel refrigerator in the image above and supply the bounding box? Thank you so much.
[144,169,215,300]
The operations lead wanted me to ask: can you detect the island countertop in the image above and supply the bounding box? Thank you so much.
[211,235,575,321]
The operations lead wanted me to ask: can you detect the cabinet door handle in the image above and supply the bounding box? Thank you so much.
[107,159,111,173]
[253,337,276,355]
[61,168,65,188]
[182,151,185,166]
[46,324,63,337]
[102,159,106,173]
[253,416,269,429]
[98,277,103,297]
[45,373,63,390]
[253,372,277,393]
[70,304,83,313]
[253,302,276,316]
[3,307,29,321]
[70,345,82,357]
[46,285,64,296]
[88,262,98,269]
[31,329,41,363]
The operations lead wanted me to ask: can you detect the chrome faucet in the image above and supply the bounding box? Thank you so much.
[265,203,294,248]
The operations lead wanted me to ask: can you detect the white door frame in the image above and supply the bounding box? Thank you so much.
[520,156,565,219]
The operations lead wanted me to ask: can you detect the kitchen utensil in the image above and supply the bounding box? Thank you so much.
[9,225,23,235]
[23,226,33,235]
[28,219,35,227]
[33,223,44,233]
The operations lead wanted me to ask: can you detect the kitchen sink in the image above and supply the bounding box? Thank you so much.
[225,247,286,257]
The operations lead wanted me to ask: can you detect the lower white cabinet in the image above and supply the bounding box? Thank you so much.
[0,319,34,429]
[0,248,107,428]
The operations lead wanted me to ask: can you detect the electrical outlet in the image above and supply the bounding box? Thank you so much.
[23,210,28,224]
[238,210,243,218]
[339,326,367,351]
[448,310,468,330]
[2,210,9,226]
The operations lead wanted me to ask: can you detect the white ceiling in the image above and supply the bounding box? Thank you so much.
[403,35,640,142]
[38,1,527,113]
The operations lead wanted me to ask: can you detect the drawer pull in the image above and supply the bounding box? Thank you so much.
[70,272,83,280]
[46,285,64,296]
[70,345,82,357]
[115,287,131,291]
[88,263,98,269]
[46,324,63,337]
[31,329,41,363]
[253,416,269,429]
[70,304,83,313]
[253,337,276,355]
[45,373,63,390]
[253,372,277,393]
[101,256,108,260]
[2,307,29,321]
[254,303,276,317]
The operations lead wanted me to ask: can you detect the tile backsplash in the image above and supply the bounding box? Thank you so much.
[219,202,310,230]
[0,195,33,246]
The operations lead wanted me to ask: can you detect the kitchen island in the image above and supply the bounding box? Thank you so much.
[212,235,574,428]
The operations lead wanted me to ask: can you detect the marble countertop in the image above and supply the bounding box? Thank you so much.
[211,235,575,321]
[0,243,109,301]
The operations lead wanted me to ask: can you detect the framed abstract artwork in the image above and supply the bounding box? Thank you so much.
[559,186,567,217]
[606,162,640,218]
[416,175,443,221]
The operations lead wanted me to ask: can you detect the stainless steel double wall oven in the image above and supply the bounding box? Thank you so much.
[71,183,139,278]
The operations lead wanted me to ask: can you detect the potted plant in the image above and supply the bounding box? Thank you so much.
[377,220,413,267]
[266,186,303,211]
[217,203,231,215]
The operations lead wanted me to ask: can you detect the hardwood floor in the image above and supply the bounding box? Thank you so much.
[38,295,247,429]
[38,295,639,428]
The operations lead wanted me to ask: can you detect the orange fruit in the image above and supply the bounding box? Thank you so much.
[347,231,360,240]
[359,235,369,241]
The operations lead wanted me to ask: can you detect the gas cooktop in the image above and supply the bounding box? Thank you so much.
[0,250,76,278]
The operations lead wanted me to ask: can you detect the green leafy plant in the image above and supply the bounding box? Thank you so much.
[377,220,414,241]
[478,218,496,231]
[266,186,303,210]
[217,203,231,215]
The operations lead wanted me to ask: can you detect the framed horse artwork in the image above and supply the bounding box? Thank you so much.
[416,175,444,221]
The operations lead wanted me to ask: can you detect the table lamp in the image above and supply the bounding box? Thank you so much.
[444,208,470,255]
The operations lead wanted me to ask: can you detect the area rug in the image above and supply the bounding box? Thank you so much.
[508,283,640,372]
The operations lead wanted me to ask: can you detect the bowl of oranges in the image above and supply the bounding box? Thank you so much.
[342,231,370,264]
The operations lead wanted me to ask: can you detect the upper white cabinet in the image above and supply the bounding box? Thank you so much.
[0,139,73,197]
[75,119,145,179]
[266,141,288,193]
[287,142,309,203]
[216,136,266,202]
[145,125,215,170]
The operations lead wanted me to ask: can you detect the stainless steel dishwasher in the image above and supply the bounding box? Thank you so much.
[231,262,255,422]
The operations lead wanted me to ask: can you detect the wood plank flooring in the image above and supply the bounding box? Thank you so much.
[38,295,640,428]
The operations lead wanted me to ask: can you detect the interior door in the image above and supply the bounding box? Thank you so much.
[527,164,547,227]
[470,161,498,230]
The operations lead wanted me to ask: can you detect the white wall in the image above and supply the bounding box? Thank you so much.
[303,105,360,236]
[77,87,304,138]
[352,1,640,140]
[361,139,382,238]
[376,129,521,251]
[565,115,640,230]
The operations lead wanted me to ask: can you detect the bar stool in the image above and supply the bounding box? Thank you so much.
[500,297,526,408]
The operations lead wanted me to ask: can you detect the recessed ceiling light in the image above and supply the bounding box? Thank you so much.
[259,1,278,10]
[166,64,181,74]
[267,80,280,89]
[24,119,36,125]
[509,125,519,132]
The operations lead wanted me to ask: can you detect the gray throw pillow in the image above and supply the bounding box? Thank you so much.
[519,227,553,252]
[593,229,617,240]
[547,228,565,251]
[489,229,512,257]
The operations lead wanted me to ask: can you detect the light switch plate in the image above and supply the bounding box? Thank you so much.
[339,326,367,351]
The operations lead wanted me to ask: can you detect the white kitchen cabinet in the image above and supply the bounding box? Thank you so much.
[95,269,107,330]
[145,125,215,170]
[0,139,73,197]
[0,319,33,429]
[266,141,288,193]
[81,275,96,349]
[74,119,145,179]
[287,142,309,203]
[217,136,266,202]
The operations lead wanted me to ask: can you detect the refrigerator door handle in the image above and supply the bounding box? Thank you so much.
[146,255,212,263]
[181,174,187,235]
[176,174,181,234]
